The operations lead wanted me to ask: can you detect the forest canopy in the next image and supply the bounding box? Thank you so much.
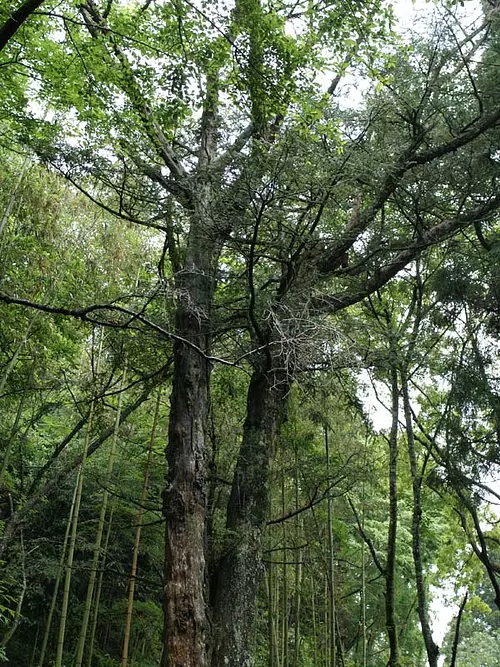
[1,0,500,666]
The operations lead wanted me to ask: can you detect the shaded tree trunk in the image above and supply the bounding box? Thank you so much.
[162,234,215,667]
[210,364,290,667]
[386,353,399,667]
[401,369,439,667]
[449,593,468,667]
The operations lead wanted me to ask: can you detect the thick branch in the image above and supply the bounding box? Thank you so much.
[0,0,45,51]
[0,293,243,368]
[315,194,500,314]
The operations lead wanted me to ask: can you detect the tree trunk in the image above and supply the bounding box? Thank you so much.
[0,0,47,51]
[86,501,116,667]
[386,355,399,667]
[211,366,289,667]
[449,593,468,667]
[281,474,288,667]
[37,473,79,667]
[293,456,302,667]
[162,239,214,667]
[122,389,161,667]
[54,329,103,667]
[324,425,337,667]
[401,369,439,667]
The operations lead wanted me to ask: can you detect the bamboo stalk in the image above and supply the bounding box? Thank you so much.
[86,501,116,667]
[37,475,79,667]
[121,389,161,667]
[54,332,103,667]
[293,449,302,667]
[324,424,336,667]
[281,474,288,667]
[74,364,128,667]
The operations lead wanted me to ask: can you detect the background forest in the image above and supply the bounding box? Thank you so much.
[1,0,500,665]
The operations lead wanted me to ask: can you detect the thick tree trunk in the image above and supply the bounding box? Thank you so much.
[211,366,289,667]
[162,239,214,667]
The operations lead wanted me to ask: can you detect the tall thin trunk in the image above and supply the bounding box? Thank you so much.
[267,560,275,667]
[86,501,116,667]
[324,575,329,667]
[449,593,468,667]
[75,365,128,667]
[401,369,439,667]
[293,456,302,667]
[274,555,282,667]
[386,355,399,667]
[0,312,38,399]
[360,482,367,667]
[311,569,317,667]
[281,474,288,667]
[324,425,336,667]
[211,366,289,667]
[37,475,79,667]
[121,389,161,667]
[55,334,102,667]
[54,399,96,667]
[29,627,39,667]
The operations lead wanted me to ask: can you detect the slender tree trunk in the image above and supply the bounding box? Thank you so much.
[0,153,30,237]
[86,501,116,667]
[54,398,96,667]
[0,312,38,399]
[386,355,399,667]
[293,456,302,667]
[324,425,336,667]
[75,366,127,667]
[449,593,468,667]
[55,333,102,667]
[211,366,289,667]
[360,480,367,667]
[37,475,79,667]
[121,389,161,667]
[311,569,317,667]
[267,560,275,667]
[324,575,329,667]
[0,528,26,648]
[401,369,439,667]
[281,474,288,667]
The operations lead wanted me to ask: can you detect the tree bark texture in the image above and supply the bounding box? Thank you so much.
[211,365,290,667]
[162,233,215,667]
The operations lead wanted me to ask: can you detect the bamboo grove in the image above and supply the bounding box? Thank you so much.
[1,0,500,665]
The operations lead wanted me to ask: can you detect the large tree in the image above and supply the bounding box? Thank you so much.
[2,1,500,665]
